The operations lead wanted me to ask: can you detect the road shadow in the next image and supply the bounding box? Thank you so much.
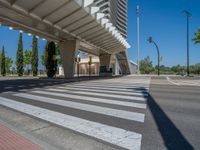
[147,94,194,150]
[0,76,118,94]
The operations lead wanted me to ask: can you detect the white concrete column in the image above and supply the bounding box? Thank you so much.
[59,40,80,78]
[115,59,120,75]
[99,54,111,70]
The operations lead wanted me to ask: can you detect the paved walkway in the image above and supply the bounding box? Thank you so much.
[0,123,43,150]
[0,76,151,150]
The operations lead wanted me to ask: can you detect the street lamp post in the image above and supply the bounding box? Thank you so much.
[148,37,160,76]
[136,4,140,74]
[182,10,192,76]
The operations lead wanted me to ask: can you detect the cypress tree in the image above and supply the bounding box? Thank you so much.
[41,41,49,68]
[0,46,6,76]
[32,36,38,76]
[46,41,57,78]
[16,33,24,76]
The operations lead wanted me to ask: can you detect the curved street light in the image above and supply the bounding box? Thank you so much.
[148,36,160,76]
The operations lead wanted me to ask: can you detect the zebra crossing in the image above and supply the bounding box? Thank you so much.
[0,76,151,150]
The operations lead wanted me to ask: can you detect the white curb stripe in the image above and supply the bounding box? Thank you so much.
[0,97,142,150]
[57,86,148,97]
[47,89,147,102]
[32,91,147,108]
[14,93,145,122]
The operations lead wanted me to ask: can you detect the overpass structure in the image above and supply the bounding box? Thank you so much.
[0,0,131,77]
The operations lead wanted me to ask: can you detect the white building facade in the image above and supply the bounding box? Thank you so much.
[94,0,131,75]
[94,0,128,39]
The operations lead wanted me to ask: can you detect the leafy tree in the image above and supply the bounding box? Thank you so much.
[195,63,200,75]
[193,28,200,43]
[0,46,6,76]
[56,44,62,66]
[16,33,24,76]
[42,42,61,73]
[171,65,186,74]
[24,50,32,74]
[139,56,154,74]
[46,41,57,78]
[32,36,38,76]
[5,56,13,74]
[190,63,200,75]
[41,42,49,68]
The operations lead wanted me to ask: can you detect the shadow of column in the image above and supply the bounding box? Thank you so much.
[147,94,194,150]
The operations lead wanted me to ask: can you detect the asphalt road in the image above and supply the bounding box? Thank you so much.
[0,76,199,150]
[142,76,200,150]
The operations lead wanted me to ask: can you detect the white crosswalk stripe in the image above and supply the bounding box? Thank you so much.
[32,90,147,108]
[63,85,148,92]
[0,97,142,150]
[14,93,145,122]
[56,86,148,96]
[0,76,151,150]
[46,88,147,101]
[67,84,149,90]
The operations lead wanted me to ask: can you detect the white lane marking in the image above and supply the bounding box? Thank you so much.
[166,77,200,86]
[66,85,148,92]
[47,89,147,102]
[14,93,145,122]
[57,86,148,97]
[32,91,147,108]
[177,80,200,86]
[0,97,142,150]
[166,77,180,85]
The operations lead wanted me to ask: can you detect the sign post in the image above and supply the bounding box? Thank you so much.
[75,55,81,80]
[88,56,92,79]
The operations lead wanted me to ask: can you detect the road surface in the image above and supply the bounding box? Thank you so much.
[0,76,199,150]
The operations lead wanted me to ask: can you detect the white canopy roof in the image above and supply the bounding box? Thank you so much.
[0,0,131,55]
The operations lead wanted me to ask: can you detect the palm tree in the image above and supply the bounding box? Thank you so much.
[193,28,200,43]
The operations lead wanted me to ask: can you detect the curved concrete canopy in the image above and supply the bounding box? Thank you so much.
[0,0,130,55]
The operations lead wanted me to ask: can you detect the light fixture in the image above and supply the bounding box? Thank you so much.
[36,36,39,39]
[19,30,23,33]
[9,27,13,30]
[42,38,46,41]
[28,33,32,36]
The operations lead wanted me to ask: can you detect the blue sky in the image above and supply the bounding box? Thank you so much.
[0,28,46,68]
[0,0,200,67]
[128,0,200,66]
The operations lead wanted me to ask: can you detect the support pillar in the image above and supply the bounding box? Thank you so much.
[115,57,120,75]
[59,40,80,78]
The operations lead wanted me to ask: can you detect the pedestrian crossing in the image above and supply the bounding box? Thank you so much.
[56,86,148,96]
[43,89,147,101]
[0,76,151,150]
